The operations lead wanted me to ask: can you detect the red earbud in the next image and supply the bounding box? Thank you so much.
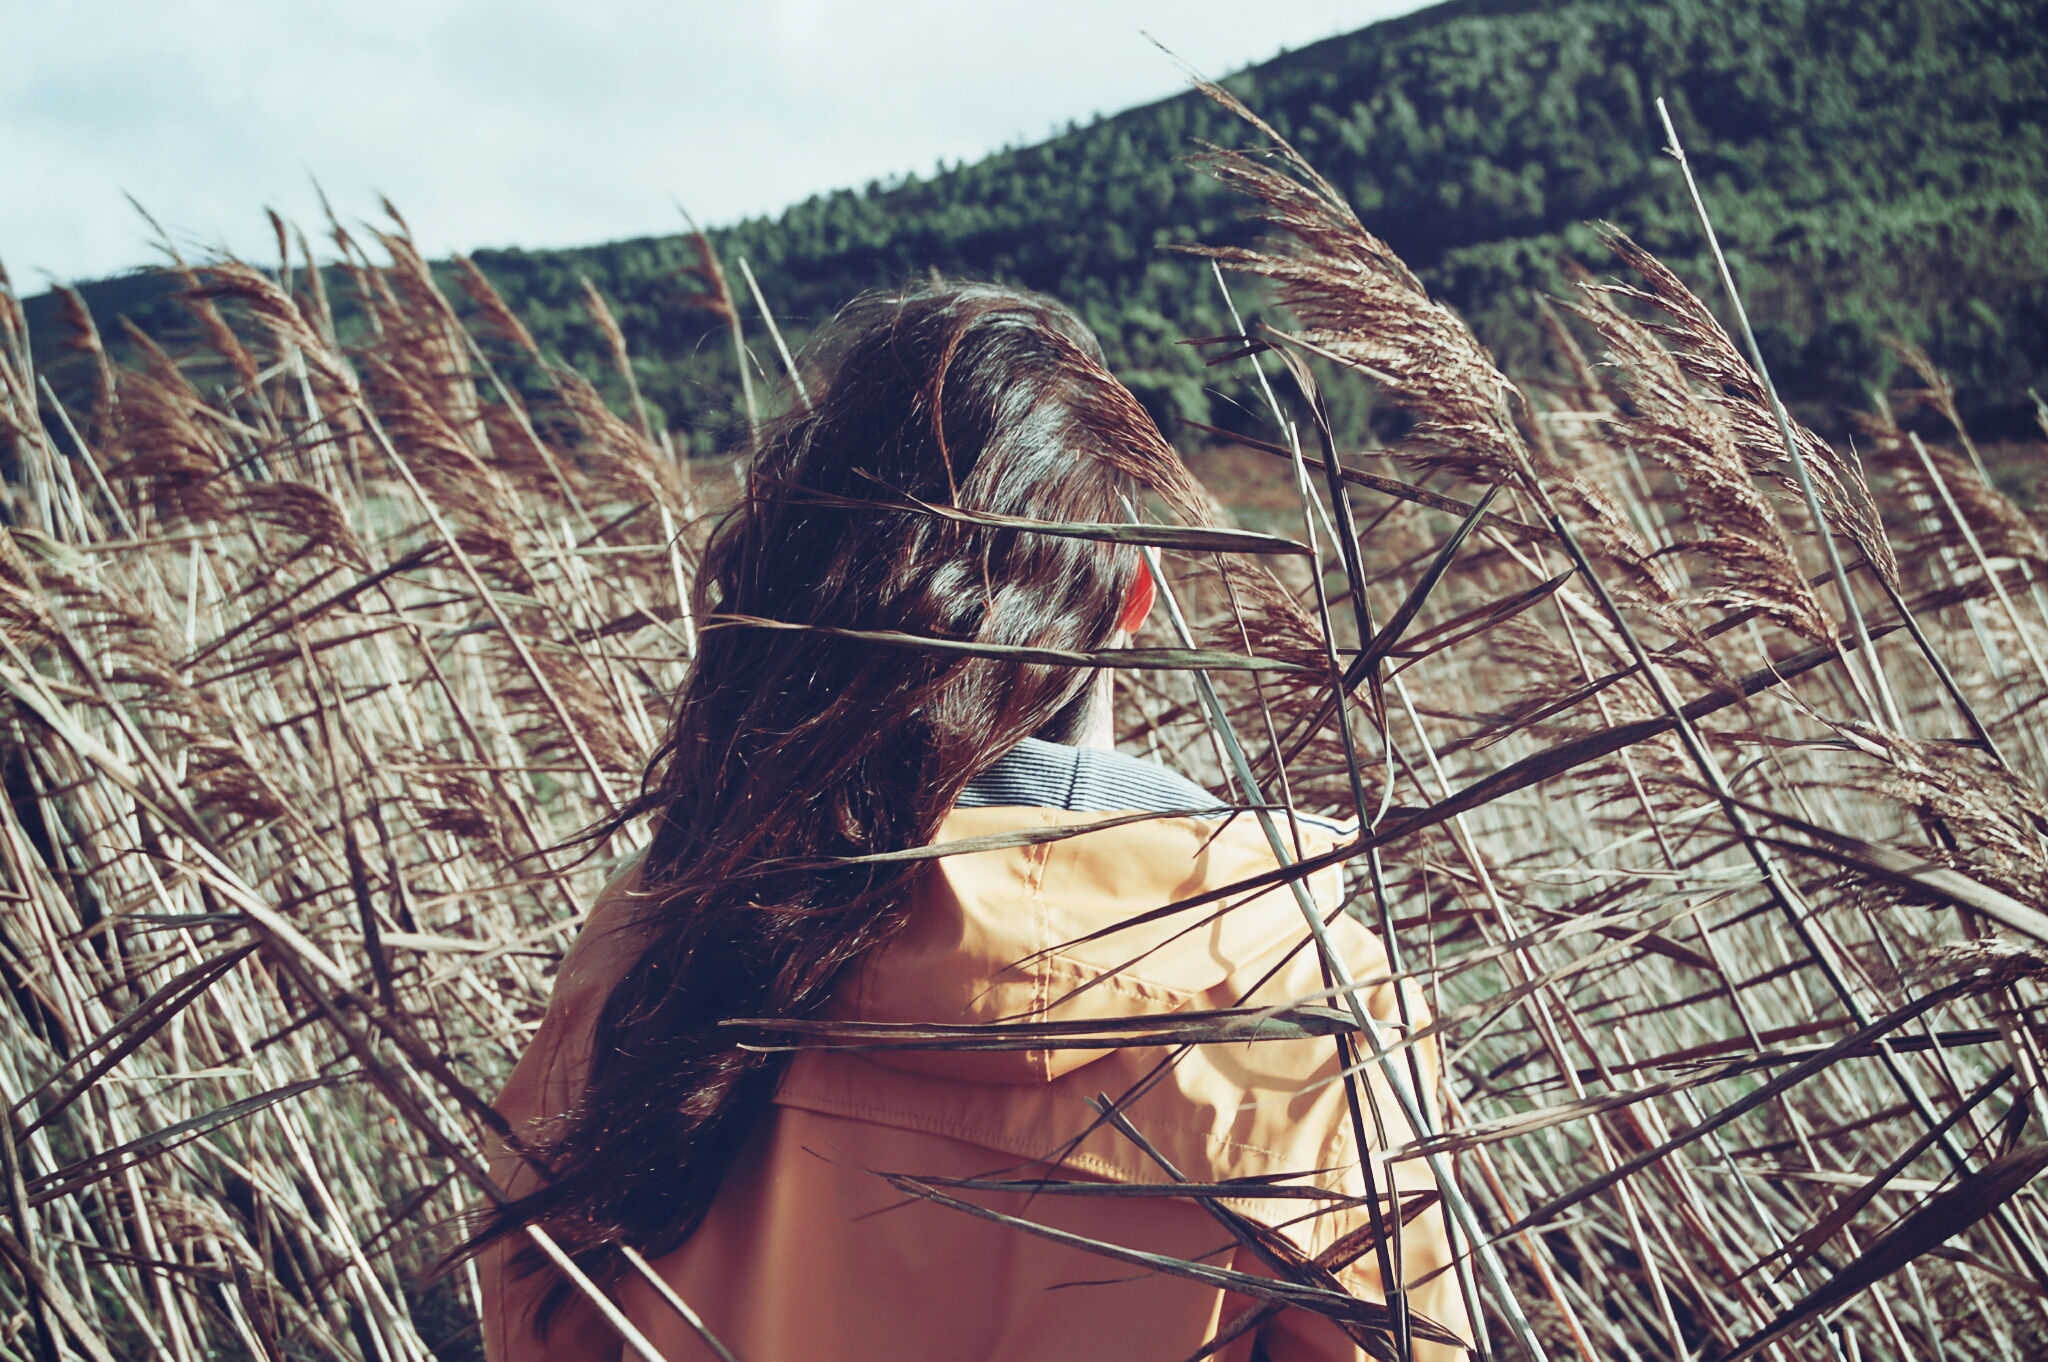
[1117,557,1156,635]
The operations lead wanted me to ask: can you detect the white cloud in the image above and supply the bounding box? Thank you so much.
[3,1,1428,283]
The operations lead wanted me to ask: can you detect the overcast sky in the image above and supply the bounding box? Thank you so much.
[6,1,1430,285]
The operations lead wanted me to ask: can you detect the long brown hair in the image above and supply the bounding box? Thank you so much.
[474,281,1206,1315]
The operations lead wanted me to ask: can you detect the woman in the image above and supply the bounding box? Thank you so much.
[476,283,1468,1361]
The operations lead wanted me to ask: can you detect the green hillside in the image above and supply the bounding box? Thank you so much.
[30,0,2048,452]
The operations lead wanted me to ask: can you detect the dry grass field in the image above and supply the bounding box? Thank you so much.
[0,94,2046,1361]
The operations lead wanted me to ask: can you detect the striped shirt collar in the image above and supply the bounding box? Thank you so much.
[958,737,1355,840]
[957,737,1223,814]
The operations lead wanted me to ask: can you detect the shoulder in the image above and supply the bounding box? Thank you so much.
[552,855,654,1019]
[494,856,651,1122]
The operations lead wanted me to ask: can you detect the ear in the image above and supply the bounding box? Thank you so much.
[1116,556,1156,635]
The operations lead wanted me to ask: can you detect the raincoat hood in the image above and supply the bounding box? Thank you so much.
[820,805,1344,1084]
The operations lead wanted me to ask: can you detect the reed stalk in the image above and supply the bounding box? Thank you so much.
[0,97,2040,1362]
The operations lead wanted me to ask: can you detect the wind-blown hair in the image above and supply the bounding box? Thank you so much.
[471,281,1207,1316]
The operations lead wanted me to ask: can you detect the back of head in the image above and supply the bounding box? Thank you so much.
[673,282,1164,857]
[480,280,1206,1306]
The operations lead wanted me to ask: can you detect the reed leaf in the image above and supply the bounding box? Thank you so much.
[1720,1144,2048,1362]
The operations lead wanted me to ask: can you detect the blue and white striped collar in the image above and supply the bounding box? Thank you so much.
[958,737,1222,814]
[957,737,1351,837]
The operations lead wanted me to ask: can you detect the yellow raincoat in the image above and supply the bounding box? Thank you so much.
[485,805,1468,1362]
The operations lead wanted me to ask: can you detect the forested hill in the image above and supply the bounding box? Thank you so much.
[31,0,2048,451]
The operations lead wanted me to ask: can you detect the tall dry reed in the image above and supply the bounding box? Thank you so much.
[0,93,2043,1362]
